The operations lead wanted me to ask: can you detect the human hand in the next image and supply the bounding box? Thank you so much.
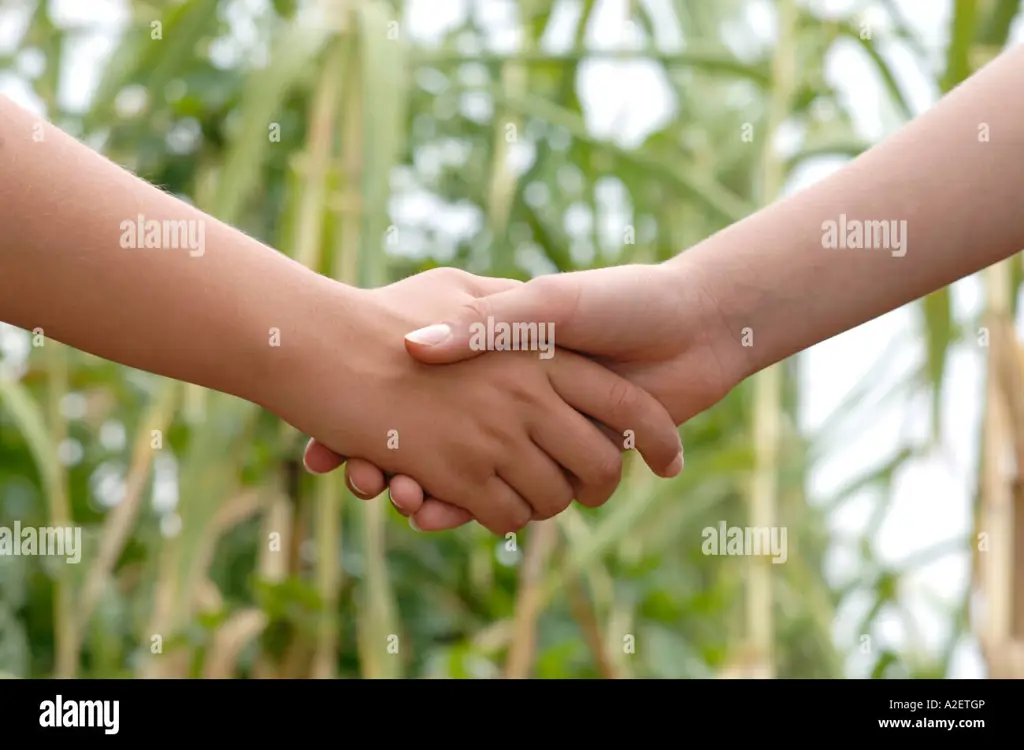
[402,261,746,421]
[288,268,683,534]
[307,260,743,529]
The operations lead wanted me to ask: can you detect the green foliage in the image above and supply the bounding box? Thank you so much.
[0,0,1006,678]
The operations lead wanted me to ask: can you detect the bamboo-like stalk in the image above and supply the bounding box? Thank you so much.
[558,507,618,675]
[44,341,76,678]
[336,34,381,674]
[607,448,653,678]
[987,317,1024,659]
[190,517,276,677]
[505,520,559,678]
[1012,358,1024,650]
[74,382,178,660]
[138,537,179,678]
[251,490,292,680]
[483,3,533,273]
[204,609,269,679]
[294,41,345,270]
[977,261,1019,677]
[566,575,616,679]
[192,490,268,607]
[742,0,800,680]
[606,599,635,679]
[311,472,342,678]
[290,34,348,681]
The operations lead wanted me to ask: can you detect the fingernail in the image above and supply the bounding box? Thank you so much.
[388,487,398,509]
[405,323,451,346]
[409,517,421,532]
[667,452,684,477]
[349,477,365,495]
[303,454,323,474]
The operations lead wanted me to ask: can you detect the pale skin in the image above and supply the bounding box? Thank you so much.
[0,95,686,536]
[319,43,1024,530]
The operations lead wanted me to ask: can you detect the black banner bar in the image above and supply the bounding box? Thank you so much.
[0,678,1006,740]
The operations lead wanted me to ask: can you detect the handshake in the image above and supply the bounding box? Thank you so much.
[6,42,1023,539]
[283,261,747,534]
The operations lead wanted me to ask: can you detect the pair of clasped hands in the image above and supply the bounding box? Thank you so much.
[5,43,1023,539]
[301,261,744,534]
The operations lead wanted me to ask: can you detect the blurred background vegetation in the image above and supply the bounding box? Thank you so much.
[1,0,1024,678]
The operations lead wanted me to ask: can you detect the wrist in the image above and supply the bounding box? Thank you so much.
[241,269,369,419]
[661,250,754,388]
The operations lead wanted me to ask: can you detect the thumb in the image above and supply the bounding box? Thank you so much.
[404,278,567,364]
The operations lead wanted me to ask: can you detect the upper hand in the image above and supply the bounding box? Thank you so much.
[402,262,744,423]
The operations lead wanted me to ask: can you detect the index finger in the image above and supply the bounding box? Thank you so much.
[547,352,683,478]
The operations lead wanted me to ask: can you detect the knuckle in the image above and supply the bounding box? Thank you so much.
[608,377,641,413]
[506,372,544,407]
[589,450,623,487]
[460,295,493,326]
[428,266,471,286]
[480,420,519,455]
[527,274,561,298]
[468,457,499,491]
[526,483,574,522]
[529,275,575,318]
[505,505,533,533]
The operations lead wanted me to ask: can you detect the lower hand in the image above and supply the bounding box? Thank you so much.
[297,267,684,532]
[306,260,742,529]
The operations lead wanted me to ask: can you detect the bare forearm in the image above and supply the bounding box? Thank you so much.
[673,45,1024,377]
[0,96,348,408]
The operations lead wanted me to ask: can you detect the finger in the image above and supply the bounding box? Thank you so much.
[302,439,346,474]
[464,475,533,536]
[404,275,580,365]
[496,447,575,520]
[390,478,474,529]
[409,500,474,531]
[345,459,388,499]
[387,475,424,515]
[531,407,623,508]
[305,440,388,500]
[549,354,683,478]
